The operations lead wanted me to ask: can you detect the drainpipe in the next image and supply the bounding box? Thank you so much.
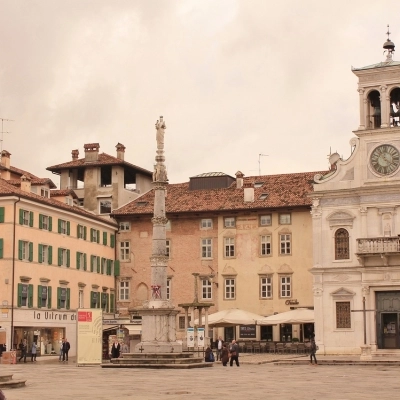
[10,196,21,350]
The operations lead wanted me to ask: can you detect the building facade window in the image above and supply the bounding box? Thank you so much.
[37,285,51,308]
[119,222,130,231]
[57,287,70,309]
[120,241,130,261]
[20,209,33,227]
[260,235,271,256]
[58,219,70,235]
[201,218,213,229]
[201,238,212,258]
[224,217,236,228]
[39,214,52,231]
[166,279,171,300]
[99,199,112,214]
[90,228,100,243]
[201,279,212,300]
[90,291,100,308]
[224,237,235,258]
[179,315,191,330]
[18,283,33,307]
[224,278,235,299]
[38,244,52,265]
[77,224,87,240]
[259,214,272,226]
[336,301,351,328]
[58,248,70,267]
[260,276,272,298]
[40,188,50,198]
[18,240,33,261]
[119,281,130,301]
[78,289,84,309]
[165,240,171,258]
[335,228,350,260]
[279,213,291,225]
[279,234,291,255]
[280,275,291,298]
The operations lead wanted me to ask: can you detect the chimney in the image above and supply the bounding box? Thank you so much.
[116,143,126,160]
[20,175,31,193]
[235,171,244,189]
[1,150,11,169]
[243,182,254,202]
[84,143,100,162]
[71,149,79,161]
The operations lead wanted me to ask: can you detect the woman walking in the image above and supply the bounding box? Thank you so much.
[31,342,37,362]
[310,338,318,365]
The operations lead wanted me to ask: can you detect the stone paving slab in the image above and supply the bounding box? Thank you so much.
[1,354,400,400]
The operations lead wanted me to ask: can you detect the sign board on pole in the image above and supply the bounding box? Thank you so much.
[197,327,205,348]
[187,328,194,348]
[77,309,102,366]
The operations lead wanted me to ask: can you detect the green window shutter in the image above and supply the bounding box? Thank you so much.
[90,291,94,308]
[28,242,33,262]
[47,286,52,308]
[38,244,43,263]
[110,293,115,313]
[114,260,120,276]
[29,212,34,227]
[103,232,107,246]
[28,284,34,308]
[48,246,53,265]
[58,219,62,233]
[106,259,111,275]
[90,255,95,272]
[84,253,87,271]
[17,283,23,307]
[67,221,70,236]
[110,234,115,248]
[0,238,3,259]
[96,230,100,243]
[19,209,23,225]
[48,217,52,232]
[39,214,43,229]
[0,207,4,223]
[84,226,87,240]
[37,285,42,309]
[90,228,94,242]
[18,240,23,260]
[66,250,70,267]
[66,288,70,310]
[96,257,100,273]
[106,293,110,313]
[57,287,61,309]
[77,224,80,237]
[76,252,81,270]
[58,248,62,266]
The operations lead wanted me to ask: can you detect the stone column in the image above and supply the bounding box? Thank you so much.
[358,88,365,130]
[380,85,389,128]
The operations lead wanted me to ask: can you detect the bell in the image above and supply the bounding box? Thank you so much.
[373,107,381,116]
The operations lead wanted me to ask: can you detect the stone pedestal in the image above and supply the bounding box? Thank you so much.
[360,345,372,360]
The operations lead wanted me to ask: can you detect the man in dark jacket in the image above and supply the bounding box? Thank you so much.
[62,338,70,362]
[229,339,239,367]
[111,339,120,359]
[18,339,27,363]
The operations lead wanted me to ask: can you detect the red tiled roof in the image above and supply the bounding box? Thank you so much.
[47,153,152,176]
[111,171,325,216]
[50,189,79,199]
[0,179,117,227]
[8,178,57,189]
[0,165,40,179]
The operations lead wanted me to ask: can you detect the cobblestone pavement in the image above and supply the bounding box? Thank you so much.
[2,353,398,400]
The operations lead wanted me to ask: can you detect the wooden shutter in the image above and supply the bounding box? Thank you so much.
[19,209,24,225]
[96,257,100,273]
[58,219,62,233]
[17,283,23,307]
[66,250,70,267]
[58,248,62,266]
[39,214,43,229]
[37,285,42,308]
[96,230,100,243]
[0,238,3,259]
[67,221,70,236]
[28,284,33,308]
[28,242,33,262]
[18,240,23,260]
[84,226,87,240]
[76,252,81,270]
[57,287,61,309]
[110,293,115,313]
[48,216,53,232]
[66,288,70,310]
[29,211,34,227]
[0,207,4,223]
[48,246,53,265]
[103,232,107,245]
[84,253,87,271]
[38,244,43,263]
[110,234,115,248]
[47,286,52,308]
[114,260,120,276]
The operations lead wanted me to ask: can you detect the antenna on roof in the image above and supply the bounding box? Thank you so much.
[258,153,268,176]
[0,117,14,167]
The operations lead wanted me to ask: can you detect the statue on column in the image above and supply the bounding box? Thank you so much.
[155,116,166,150]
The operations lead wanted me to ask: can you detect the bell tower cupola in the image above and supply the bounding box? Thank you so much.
[352,25,400,132]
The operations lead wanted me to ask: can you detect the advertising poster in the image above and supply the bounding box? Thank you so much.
[187,327,194,348]
[77,309,102,366]
[197,327,205,348]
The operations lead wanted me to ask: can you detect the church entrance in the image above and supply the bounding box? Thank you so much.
[376,291,400,349]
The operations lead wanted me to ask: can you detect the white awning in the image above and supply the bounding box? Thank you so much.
[123,325,142,335]
[103,325,118,332]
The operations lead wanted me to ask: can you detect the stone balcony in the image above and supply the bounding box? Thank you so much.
[356,237,400,266]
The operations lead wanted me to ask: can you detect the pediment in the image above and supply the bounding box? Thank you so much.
[221,265,237,276]
[260,228,272,235]
[278,227,291,234]
[277,263,293,273]
[258,264,274,275]
[326,210,355,228]
[330,287,355,297]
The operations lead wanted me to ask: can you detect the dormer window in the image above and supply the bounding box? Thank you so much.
[41,188,50,198]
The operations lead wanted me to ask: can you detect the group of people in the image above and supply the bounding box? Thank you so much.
[58,338,71,362]
[18,339,38,363]
[205,337,240,367]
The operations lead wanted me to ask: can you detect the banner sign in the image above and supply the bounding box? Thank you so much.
[197,327,205,348]
[187,328,194,348]
[77,309,102,365]
[239,324,256,338]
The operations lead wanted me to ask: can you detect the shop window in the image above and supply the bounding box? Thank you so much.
[224,278,235,300]
[260,276,272,299]
[77,224,87,240]
[335,228,350,260]
[18,283,33,307]
[37,285,52,308]
[18,240,33,261]
[39,214,52,231]
[261,325,273,341]
[57,287,70,309]
[38,244,52,265]
[58,219,70,235]
[336,301,351,328]
[57,248,70,267]
[90,228,100,243]
[19,209,33,227]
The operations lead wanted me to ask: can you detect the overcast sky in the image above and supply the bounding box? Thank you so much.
[0,0,398,185]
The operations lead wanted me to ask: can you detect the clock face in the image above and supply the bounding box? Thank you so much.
[370,144,400,175]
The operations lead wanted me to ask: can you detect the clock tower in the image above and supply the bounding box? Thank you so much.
[311,27,400,357]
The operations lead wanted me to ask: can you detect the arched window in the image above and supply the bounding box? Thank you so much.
[335,228,349,260]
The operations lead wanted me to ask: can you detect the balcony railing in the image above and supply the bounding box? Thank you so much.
[356,237,400,254]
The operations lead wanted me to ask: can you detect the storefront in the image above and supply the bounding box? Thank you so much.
[376,291,400,349]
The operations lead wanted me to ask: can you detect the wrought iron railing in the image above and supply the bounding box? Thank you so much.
[356,237,400,254]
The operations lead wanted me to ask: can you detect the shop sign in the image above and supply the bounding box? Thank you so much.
[285,299,299,305]
[33,311,76,321]
[239,325,256,338]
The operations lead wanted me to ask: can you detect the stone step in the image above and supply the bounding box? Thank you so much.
[101,362,213,369]
[120,353,196,359]
[0,375,13,383]
[0,379,27,389]
[273,359,400,366]
[111,358,205,365]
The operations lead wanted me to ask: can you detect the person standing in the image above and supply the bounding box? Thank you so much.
[216,336,223,361]
[229,339,239,367]
[31,342,37,362]
[221,343,229,367]
[111,339,120,359]
[310,337,318,365]
[62,338,70,362]
[18,339,27,363]
[59,339,63,361]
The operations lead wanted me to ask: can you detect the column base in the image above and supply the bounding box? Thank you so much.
[360,345,372,360]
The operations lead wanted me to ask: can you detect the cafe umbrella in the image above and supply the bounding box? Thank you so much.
[256,308,314,325]
[193,308,265,327]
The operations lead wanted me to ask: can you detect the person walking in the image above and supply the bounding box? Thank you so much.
[111,339,120,359]
[229,339,239,367]
[31,342,37,362]
[62,338,70,362]
[216,336,223,361]
[310,337,318,365]
[18,339,27,363]
[59,339,63,361]
[221,343,229,367]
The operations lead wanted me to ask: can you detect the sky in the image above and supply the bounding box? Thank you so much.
[0,0,399,185]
